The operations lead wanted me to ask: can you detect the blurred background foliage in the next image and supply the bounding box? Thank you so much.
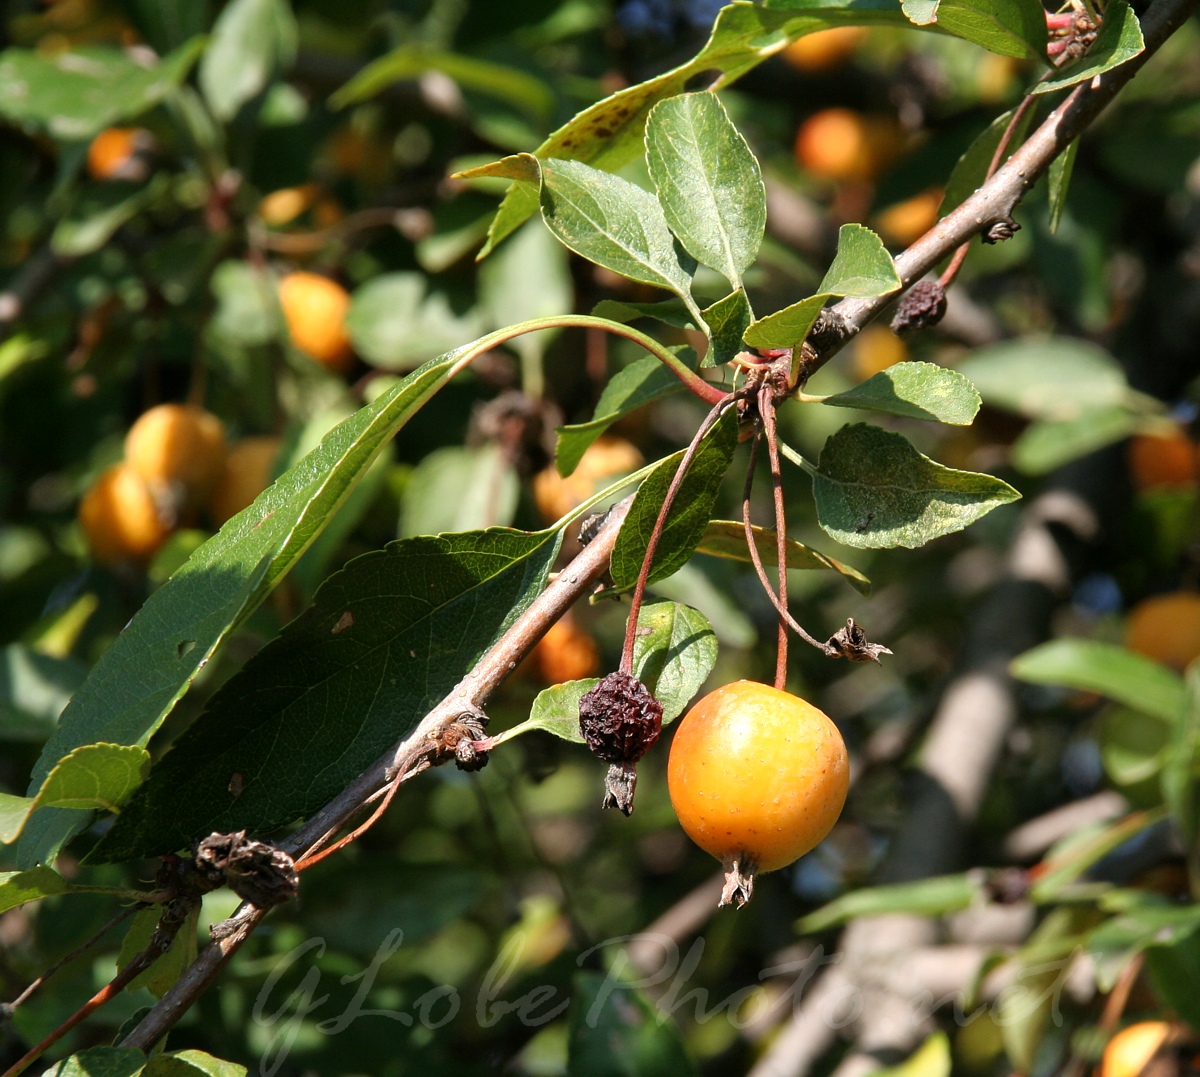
[2,0,1200,1075]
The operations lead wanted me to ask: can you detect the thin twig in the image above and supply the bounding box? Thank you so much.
[760,390,790,689]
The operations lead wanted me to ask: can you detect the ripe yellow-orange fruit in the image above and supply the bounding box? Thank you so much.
[668,681,849,904]
[781,27,866,72]
[533,437,644,524]
[1099,1022,1171,1077]
[1125,592,1200,671]
[533,616,601,684]
[258,184,319,227]
[794,108,899,183]
[851,325,908,381]
[209,436,282,525]
[79,463,171,564]
[278,271,354,372]
[1129,429,1198,490]
[125,404,227,511]
[875,188,943,246]
[87,127,152,182]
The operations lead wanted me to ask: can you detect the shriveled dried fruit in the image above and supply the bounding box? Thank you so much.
[578,671,663,815]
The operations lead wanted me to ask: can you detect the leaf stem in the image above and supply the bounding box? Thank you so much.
[779,440,820,478]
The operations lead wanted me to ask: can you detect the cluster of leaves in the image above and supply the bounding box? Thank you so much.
[0,0,1199,1074]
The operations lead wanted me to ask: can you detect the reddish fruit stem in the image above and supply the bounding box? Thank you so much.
[760,390,790,691]
[741,429,838,659]
[620,398,733,675]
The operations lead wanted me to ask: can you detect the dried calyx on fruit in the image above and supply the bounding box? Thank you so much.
[578,671,663,814]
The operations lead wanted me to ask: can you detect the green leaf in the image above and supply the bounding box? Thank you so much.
[89,527,564,862]
[610,409,739,588]
[1099,706,1171,786]
[495,599,717,745]
[20,348,479,869]
[1033,0,1144,94]
[798,873,983,933]
[818,223,903,297]
[198,0,297,121]
[539,158,697,303]
[210,260,281,347]
[347,273,481,372]
[941,106,1037,217]
[555,353,692,477]
[956,337,1134,419]
[1162,662,1200,842]
[819,362,981,425]
[52,177,169,258]
[1011,406,1144,475]
[43,1048,148,1077]
[145,1051,247,1077]
[744,224,899,349]
[0,643,87,743]
[331,46,553,124]
[33,743,150,813]
[902,0,1047,59]
[645,92,765,287]
[696,520,871,595]
[1010,639,1186,724]
[400,444,519,536]
[589,298,697,330]
[1047,138,1079,234]
[1031,809,1165,902]
[700,288,754,366]
[805,424,1021,550]
[630,600,718,722]
[0,40,204,141]
[1145,931,1200,1031]
[1088,893,1200,992]
[478,1,915,257]
[117,904,199,998]
[0,866,71,914]
[0,794,35,844]
[568,970,697,1077]
[479,219,573,366]
[874,1034,952,1077]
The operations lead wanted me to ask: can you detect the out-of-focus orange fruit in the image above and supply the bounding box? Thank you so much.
[278,271,354,372]
[258,184,320,227]
[851,325,908,381]
[1099,1022,1172,1077]
[781,27,866,72]
[794,109,900,183]
[79,463,171,564]
[124,404,227,511]
[533,437,644,524]
[1129,428,1198,490]
[533,615,601,684]
[87,127,152,182]
[875,188,943,246]
[1125,592,1200,671]
[209,436,281,525]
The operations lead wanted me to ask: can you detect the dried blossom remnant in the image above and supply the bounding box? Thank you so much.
[982,217,1020,244]
[195,831,299,909]
[428,711,490,771]
[890,280,947,334]
[578,671,663,814]
[806,307,849,355]
[825,618,892,664]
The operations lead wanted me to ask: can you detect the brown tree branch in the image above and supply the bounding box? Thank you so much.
[806,0,1200,376]
[117,497,632,1052]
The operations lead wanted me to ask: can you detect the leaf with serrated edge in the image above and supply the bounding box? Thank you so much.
[476,2,920,258]
[494,599,717,745]
[611,409,739,588]
[696,521,871,595]
[590,298,697,329]
[701,288,753,366]
[33,744,150,813]
[0,793,35,844]
[0,866,71,915]
[43,1047,148,1077]
[744,225,898,349]
[539,159,696,302]
[904,0,1048,59]
[645,92,765,287]
[1033,0,1143,93]
[146,1051,248,1077]
[20,341,514,869]
[807,424,1020,549]
[1010,639,1186,724]
[89,527,566,862]
[820,362,981,425]
[555,352,693,476]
